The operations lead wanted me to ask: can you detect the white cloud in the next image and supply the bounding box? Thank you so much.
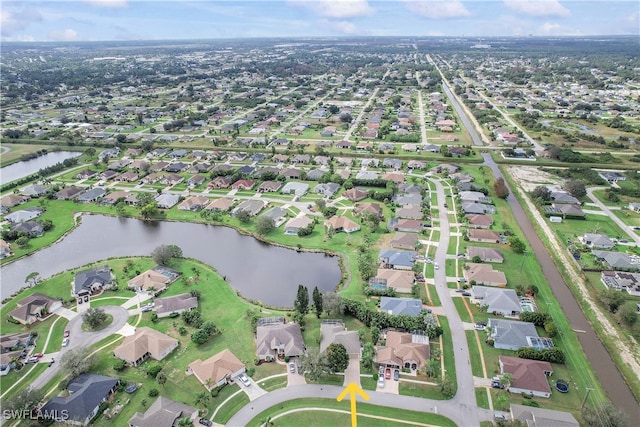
[321,19,358,34]
[538,22,582,36]
[84,0,128,8]
[1,7,42,37]
[49,28,79,41]
[290,0,374,19]
[403,0,470,20]
[504,0,570,17]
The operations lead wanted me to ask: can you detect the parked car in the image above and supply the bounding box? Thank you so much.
[385,368,391,380]
[238,373,251,387]
[393,369,400,381]
[63,330,70,338]
[378,365,385,376]
[461,291,471,297]
[434,262,439,270]
[455,289,465,293]
[61,338,69,347]
[377,376,385,388]
[474,323,486,331]
[199,418,213,426]
[141,305,153,312]
[26,356,40,364]
[289,362,296,373]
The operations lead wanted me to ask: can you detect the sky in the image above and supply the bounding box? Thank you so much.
[1,0,638,42]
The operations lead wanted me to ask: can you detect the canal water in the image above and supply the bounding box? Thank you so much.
[0,151,81,184]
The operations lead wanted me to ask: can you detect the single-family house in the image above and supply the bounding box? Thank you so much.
[114,327,179,366]
[165,162,188,173]
[379,297,422,316]
[462,202,495,215]
[354,202,383,218]
[396,205,422,220]
[393,193,422,206]
[159,174,183,186]
[0,194,30,208]
[116,171,139,182]
[128,396,198,427]
[463,263,507,287]
[468,229,501,244]
[601,271,640,296]
[544,203,585,218]
[155,193,180,209]
[55,186,83,200]
[390,218,425,233]
[256,323,305,361]
[320,321,360,357]
[100,191,129,206]
[459,191,492,204]
[9,293,62,325]
[467,246,504,263]
[510,404,579,427]
[258,181,283,193]
[4,208,43,223]
[314,182,340,198]
[466,214,493,229]
[232,179,256,191]
[0,332,34,375]
[281,182,309,197]
[305,169,325,181]
[549,191,579,205]
[76,188,107,203]
[592,251,639,271]
[154,293,198,318]
[261,207,287,224]
[280,167,302,179]
[379,249,415,270]
[233,199,267,216]
[581,233,615,249]
[370,269,415,294]
[325,216,360,233]
[407,160,426,170]
[488,318,549,351]
[20,184,49,197]
[284,216,313,235]
[40,374,119,426]
[209,176,233,189]
[343,188,368,202]
[389,232,418,250]
[205,198,234,212]
[73,265,114,297]
[150,161,170,172]
[178,196,209,212]
[74,169,98,180]
[189,349,246,391]
[187,174,206,187]
[600,171,626,183]
[472,286,521,317]
[10,221,44,237]
[128,265,181,294]
[375,330,429,372]
[355,171,379,180]
[499,356,553,398]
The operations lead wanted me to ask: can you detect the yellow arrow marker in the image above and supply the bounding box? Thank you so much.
[336,382,370,427]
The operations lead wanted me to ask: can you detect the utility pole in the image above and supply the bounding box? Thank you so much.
[581,387,594,409]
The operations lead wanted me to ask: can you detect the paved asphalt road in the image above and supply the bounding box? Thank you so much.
[586,186,640,246]
[227,384,493,426]
[28,305,129,392]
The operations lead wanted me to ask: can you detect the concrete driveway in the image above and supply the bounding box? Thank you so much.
[287,359,306,386]
[342,357,361,387]
[239,377,268,401]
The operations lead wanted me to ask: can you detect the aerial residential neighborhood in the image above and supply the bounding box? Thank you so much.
[0,3,639,426]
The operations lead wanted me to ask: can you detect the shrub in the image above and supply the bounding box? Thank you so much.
[247,367,255,377]
[146,365,162,378]
[148,388,159,397]
[113,360,127,372]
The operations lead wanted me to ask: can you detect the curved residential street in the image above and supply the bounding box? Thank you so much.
[27,305,130,393]
[586,186,640,246]
[227,384,493,426]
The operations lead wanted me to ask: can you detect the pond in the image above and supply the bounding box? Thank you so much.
[0,215,342,307]
[0,151,81,184]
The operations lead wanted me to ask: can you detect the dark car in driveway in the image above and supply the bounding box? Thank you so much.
[393,369,400,381]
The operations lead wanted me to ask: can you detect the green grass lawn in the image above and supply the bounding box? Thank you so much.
[438,316,457,392]
[256,375,287,392]
[466,330,484,377]
[475,387,491,409]
[212,384,249,424]
[246,398,457,427]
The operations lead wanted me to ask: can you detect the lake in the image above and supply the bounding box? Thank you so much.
[0,151,81,184]
[0,215,342,306]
